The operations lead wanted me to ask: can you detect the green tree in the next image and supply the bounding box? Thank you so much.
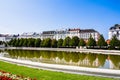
[23,39,28,47]
[19,38,24,47]
[15,39,20,47]
[35,38,41,47]
[109,35,119,49]
[40,39,45,47]
[97,35,107,48]
[27,38,35,47]
[43,38,51,47]
[57,39,63,47]
[87,35,96,48]
[70,36,79,46]
[62,36,71,47]
[11,39,17,47]
[79,38,86,47]
[51,39,57,48]
[8,39,13,46]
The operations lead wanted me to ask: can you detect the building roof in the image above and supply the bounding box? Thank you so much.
[42,31,56,34]
[80,29,97,33]
[68,28,80,31]
[109,24,120,30]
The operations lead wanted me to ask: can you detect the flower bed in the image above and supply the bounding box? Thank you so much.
[0,70,36,80]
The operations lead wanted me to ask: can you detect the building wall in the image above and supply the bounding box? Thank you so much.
[109,24,120,40]
[17,28,100,41]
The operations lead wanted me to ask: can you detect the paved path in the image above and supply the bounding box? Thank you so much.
[0,56,120,79]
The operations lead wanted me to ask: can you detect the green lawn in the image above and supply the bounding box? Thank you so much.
[0,60,117,80]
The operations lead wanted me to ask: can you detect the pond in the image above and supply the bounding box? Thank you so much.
[0,49,120,70]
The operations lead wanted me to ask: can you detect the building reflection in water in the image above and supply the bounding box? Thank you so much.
[0,49,120,70]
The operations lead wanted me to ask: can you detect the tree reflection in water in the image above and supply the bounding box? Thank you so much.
[3,49,120,70]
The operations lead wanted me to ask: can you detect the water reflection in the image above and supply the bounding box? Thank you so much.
[0,49,120,70]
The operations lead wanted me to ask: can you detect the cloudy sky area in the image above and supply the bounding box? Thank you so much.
[0,0,120,39]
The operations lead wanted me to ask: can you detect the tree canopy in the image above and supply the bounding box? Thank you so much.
[97,35,107,47]
[87,35,96,47]
[79,38,86,47]
[70,36,79,46]
[62,36,71,47]
[109,35,120,49]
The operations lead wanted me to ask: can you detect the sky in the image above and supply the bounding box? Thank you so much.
[0,0,120,39]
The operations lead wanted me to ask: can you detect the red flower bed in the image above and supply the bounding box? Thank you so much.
[0,70,36,80]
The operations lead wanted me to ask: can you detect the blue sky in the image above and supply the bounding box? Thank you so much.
[0,0,120,39]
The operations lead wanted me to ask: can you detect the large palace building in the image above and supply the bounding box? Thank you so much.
[109,24,120,40]
[18,28,100,41]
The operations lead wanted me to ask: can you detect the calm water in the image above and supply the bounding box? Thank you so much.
[0,49,120,70]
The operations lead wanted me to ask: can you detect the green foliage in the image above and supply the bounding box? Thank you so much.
[40,39,45,47]
[19,38,24,47]
[70,36,79,46]
[87,35,96,47]
[97,35,107,47]
[57,39,63,47]
[27,38,35,47]
[35,38,41,47]
[23,39,28,47]
[109,35,120,49]
[11,39,17,47]
[79,38,86,46]
[62,36,71,47]
[51,39,57,48]
[42,38,52,47]
[15,39,20,47]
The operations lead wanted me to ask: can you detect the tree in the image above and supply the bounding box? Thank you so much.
[109,35,119,49]
[35,38,41,47]
[79,38,86,47]
[8,39,13,46]
[11,39,17,47]
[70,36,79,46]
[15,39,20,47]
[62,36,71,47]
[51,39,57,48]
[57,39,63,47]
[97,35,107,48]
[27,38,35,47]
[23,39,28,47]
[87,35,96,48]
[43,38,51,47]
[40,39,45,47]
[19,38,24,47]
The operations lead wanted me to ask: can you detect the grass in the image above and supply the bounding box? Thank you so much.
[0,60,117,80]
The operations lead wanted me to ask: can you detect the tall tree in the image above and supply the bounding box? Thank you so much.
[51,39,57,48]
[62,36,71,47]
[57,39,63,47]
[79,38,86,47]
[15,39,20,47]
[11,39,17,47]
[43,38,51,47]
[19,38,24,47]
[23,39,28,47]
[35,38,41,47]
[70,36,79,46]
[97,35,107,48]
[87,35,96,47]
[109,35,119,49]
